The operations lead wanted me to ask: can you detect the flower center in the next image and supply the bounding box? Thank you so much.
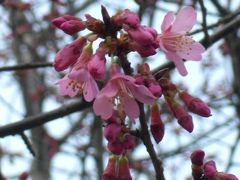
[162,33,194,52]
[67,80,83,95]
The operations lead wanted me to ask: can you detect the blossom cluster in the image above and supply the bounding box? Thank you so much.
[52,6,211,179]
[191,150,238,180]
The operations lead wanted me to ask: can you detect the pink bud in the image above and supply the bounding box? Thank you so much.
[104,123,121,143]
[60,20,86,35]
[121,9,140,28]
[52,15,80,28]
[216,172,239,180]
[203,160,217,178]
[133,43,157,57]
[173,106,193,132]
[148,83,162,97]
[180,91,211,117]
[102,155,117,180]
[117,156,132,180]
[134,74,144,85]
[150,103,164,143]
[88,47,106,80]
[107,141,124,155]
[191,150,205,166]
[127,26,155,44]
[123,134,135,150]
[53,37,86,71]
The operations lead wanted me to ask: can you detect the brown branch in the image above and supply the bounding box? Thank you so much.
[198,0,210,44]
[138,102,165,180]
[0,62,52,72]
[0,100,91,137]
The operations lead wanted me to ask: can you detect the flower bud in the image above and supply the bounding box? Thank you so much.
[52,15,81,28]
[60,20,86,35]
[53,37,86,71]
[180,91,211,117]
[107,141,124,155]
[150,103,164,143]
[173,106,193,132]
[123,134,135,150]
[203,160,217,178]
[117,156,132,180]
[88,47,106,80]
[102,155,117,180]
[104,122,121,143]
[191,150,205,166]
[148,83,162,98]
[121,9,140,28]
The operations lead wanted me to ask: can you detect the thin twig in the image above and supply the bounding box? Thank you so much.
[138,102,165,180]
[0,100,91,137]
[0,62,52,72]
[198,0,210,44]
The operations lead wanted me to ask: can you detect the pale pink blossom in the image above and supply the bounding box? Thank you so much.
[158,6,205,76]
[93,72,156,121]
[57,69,98,102]
[68,69,99,102]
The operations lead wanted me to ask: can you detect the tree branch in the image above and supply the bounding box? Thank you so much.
[0,100,91,137]
[0,62,52,72]
[138,102,165,180]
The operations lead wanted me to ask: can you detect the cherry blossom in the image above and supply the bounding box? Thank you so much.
[158,6,205,76]
[93,67,156,121]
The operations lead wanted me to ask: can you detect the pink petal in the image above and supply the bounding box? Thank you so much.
[127,82,156,104]
[93,95,113,120]
[177,40,205,61]
[83,76,99,102]
[166,52,188,76]
[161,11,174,32]
[98,82,118,98]
[122,95,139,122]
[57,76,79,97]
[68,68,88,82]
[171,6,196,33]
[111,73,135,82]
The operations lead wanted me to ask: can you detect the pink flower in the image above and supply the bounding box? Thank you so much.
[53,37,86,71]
[158,6,205,76]
[87,47,106,80]
[93,71,156,121]
[57,69,98,102]
[150,103,164,143]
[67,69,99,102]
[57,75,81,98]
